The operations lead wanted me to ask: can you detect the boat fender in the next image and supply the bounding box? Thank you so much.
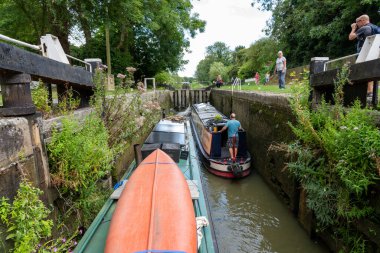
[196,216,209,249]
[113,180,125,190]
[228,163,243,177]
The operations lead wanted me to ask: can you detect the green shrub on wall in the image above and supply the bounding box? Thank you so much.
[286,64,380,251]
[31,80,52,116]
[48,113,113,193]
[0,180,52,253]
[91,70,162,156]
[48,113,113,226]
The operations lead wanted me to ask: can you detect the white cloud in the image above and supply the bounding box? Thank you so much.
[178,0,271,77]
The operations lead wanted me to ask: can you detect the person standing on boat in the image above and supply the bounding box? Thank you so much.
[218,113,242,161]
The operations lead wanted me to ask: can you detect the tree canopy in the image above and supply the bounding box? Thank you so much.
[195,0,380,82]
[255,0,380,67]
[0,0,205,78]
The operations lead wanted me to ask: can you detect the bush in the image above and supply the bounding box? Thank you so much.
[48,113,113,194]
[32,80,52,116]
[285,64,379,249]
[0,180,53,253]
[154,71,174,85]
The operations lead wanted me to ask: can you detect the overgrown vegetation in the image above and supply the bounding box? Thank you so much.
[48,114,113,194]
[0,180,52,253]
[0,179,79,253]
[31,81,80,118]
[1,69,163,252]
[91,70,162,155]
[195,39,280,84]
[31,80,52,116]
[46,70,161,230]
[285,64,380,251]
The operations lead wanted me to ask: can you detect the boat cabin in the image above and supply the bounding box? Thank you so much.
[191,103,249,160]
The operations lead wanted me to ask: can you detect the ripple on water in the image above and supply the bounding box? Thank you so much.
[201,168,327,253]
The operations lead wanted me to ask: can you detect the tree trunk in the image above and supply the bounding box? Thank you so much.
[117,24,127,49]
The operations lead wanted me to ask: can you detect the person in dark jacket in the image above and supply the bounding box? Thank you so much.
[349,14,374,99]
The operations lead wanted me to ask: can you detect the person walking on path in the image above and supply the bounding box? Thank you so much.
[218,113,242,161]
[348,14,374,98]
[255,72,260,85]
[274,51,286,89]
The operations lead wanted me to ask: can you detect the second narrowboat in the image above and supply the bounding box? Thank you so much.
[190,103,251,178]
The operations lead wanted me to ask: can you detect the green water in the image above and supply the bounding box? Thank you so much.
[200,169,328,253]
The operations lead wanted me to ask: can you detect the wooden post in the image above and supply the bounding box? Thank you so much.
[173,90,176,109]
[0,73,36,116]
[189,90,193,105]
[372,81,378,108]
[310,57,329,107]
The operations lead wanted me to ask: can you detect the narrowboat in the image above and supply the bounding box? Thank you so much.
[74,119,217,253]
[190,103,251,178]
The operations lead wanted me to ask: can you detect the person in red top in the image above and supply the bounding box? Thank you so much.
[254,72,260,85]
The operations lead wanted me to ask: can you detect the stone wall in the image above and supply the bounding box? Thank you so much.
[0,114,51,202]
[210,89,380,252]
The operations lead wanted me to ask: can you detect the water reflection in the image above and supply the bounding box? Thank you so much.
[201,169,327,253]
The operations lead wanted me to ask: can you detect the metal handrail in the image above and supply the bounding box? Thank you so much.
[323,53,359,71]
[231,77,241,94]
[66,54,92,72]
[0,34,40,51]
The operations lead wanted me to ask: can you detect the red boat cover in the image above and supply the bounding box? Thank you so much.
[105,149,197,253]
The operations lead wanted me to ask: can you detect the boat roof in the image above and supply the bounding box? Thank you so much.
[193,103,228,126]
[146,119,186,146]
[153,120,185,133]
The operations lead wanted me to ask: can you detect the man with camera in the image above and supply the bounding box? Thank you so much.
[349,14,372,53]
[348,14,374,101]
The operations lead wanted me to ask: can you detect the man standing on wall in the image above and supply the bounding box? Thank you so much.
[348,14,374,99]
[219,113,242,161]
[274,51,287,89]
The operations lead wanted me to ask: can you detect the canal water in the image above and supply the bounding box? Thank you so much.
[200,168,328,253]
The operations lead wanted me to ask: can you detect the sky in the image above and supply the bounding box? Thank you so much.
[178,0,272,77]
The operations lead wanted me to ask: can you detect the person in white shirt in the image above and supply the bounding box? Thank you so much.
[274,51,287,89]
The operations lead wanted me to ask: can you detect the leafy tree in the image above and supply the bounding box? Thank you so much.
[209,62,228,82]
[0,0,73,52]
[195,56,214,83]
[154,71,175,85]
[238,37,279,78]
[254,0,380,67]
[206,42,233,66]
[228,46,246,78]
[0,0,205,77]
[195,42,233,82]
